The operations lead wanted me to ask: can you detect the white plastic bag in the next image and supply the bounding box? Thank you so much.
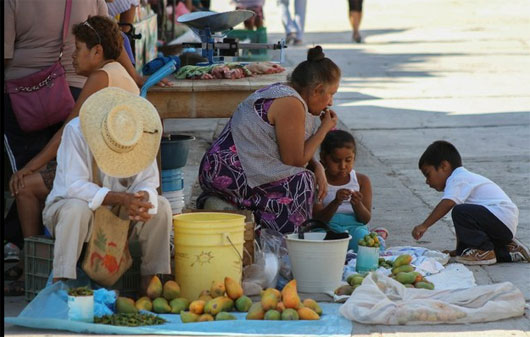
[339,271,525,325]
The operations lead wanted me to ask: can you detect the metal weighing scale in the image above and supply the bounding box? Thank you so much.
[177,10,287,65]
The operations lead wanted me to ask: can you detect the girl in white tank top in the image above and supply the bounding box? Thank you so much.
[313,130,386,252]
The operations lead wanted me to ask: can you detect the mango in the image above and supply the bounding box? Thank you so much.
[215,312,236,321]
[297,307,320,320]
[334,284,354,296]
[346,274,365,286]
[235,295,253,312]
[135,296,153,312]
[261,293,279,311]
[246,302,265,320]
[189,300,206,314]
[199,295,213,303]
[404,283,415,288]
[261,288,281,301]
[169,297,189,314]
[162,280,181,301]
[224,276,244,300]
[276,301,286,313]
[392,264,415,275]
[395,272,416,284]
[415,281,435,290]
[411,271,423,283]
[199,290,211,297]
[197,313,214,322]
[146,275,163,300]
[153,297,171,313]
[210,280,226,298]
[264,309,281,320]
[302,299,322,315]
[204,296,232,316]
[221,297,234,312]
[180,311,199,323]
[393,254,413,268]
[116,297,138,314]
[280,280,301,309]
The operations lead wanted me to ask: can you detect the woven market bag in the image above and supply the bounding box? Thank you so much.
[81,206,132,287]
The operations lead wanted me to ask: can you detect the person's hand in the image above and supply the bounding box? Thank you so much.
[141,75,172,88]
[9,167,34,196]
[123,192,153,222]
[320,108,338,132]
[313,163,328,202]
[412,224,428,240]
[350,190,364,207]
[335,188,352,203]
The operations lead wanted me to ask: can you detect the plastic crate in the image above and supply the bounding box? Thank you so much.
[24,236,143,301]
[24,236,54,301]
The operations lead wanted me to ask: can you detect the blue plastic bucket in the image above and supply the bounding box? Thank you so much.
[162,168,183,192]
[161,135,195,170]
[356,245,379,274]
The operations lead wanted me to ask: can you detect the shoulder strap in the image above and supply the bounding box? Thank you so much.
[59,0,73,60]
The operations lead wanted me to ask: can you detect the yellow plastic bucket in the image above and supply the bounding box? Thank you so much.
[173,212,245,300]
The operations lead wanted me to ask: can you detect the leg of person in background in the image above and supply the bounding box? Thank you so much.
[348,0,363,43]
[293,0,307,45]
[254,6,264,29]
[278,0,296,44]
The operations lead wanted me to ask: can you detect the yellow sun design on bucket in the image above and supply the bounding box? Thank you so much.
[191,251,214,267]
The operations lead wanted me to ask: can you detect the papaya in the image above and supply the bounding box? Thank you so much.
[280,280,300,309]
[276,301,286,313]
[414,281,435,290]
[220,297,234,312]
[204,296,232,316]
[210,280,226,298]
[391,264,415,275]
[197,313,214,322]
[297,307,320,320]
[246,302,265,320]
[189,300,206,315]
[393,254,413,268]
[302,299,322,315]
[180,311,199,323]
[410,271,423,283]
[224,276,244,300]
[395,272,416,284]
[135,296,153,312]
[261,293,279,311]
[199,295,213,303]
[215,312,236,321]
[261,288,281,301]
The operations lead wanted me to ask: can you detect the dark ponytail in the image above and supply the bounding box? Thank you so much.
[288,45,341,93]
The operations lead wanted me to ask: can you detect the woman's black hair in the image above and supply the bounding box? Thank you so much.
[288,46,341,93]
[320,130,356,155]
[418,140,462,170]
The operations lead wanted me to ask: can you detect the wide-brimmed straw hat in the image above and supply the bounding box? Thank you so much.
[79,87,162,178]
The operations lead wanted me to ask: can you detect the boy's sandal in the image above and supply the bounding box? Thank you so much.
[373,227,389,240]
[4,279,25,297]
[4,265,24,281]
[442,249,457,257]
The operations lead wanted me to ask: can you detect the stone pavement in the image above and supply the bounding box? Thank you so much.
[5,0,529,335]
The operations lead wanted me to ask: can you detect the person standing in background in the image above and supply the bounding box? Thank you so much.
[233,0,265,31]
[277,0,306,45]
[348,0,363,43]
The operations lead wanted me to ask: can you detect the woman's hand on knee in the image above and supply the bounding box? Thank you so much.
[9,167,33,196]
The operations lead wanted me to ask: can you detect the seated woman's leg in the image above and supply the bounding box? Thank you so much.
[15,171,49,239]
[251,170,315,234]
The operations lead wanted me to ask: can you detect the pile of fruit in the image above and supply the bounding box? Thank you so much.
[246,280,322,321]
[67,286,94,297]
[334,273,367,296]
[358,232,381,248]
[388,254,435,289]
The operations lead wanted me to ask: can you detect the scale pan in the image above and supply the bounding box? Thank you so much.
[177,10,255,32]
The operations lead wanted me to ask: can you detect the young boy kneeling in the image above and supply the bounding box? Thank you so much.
[412,140,529,265]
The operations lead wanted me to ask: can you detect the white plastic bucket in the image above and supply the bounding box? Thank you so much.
[67,295,94,323]
[285,232,351,293]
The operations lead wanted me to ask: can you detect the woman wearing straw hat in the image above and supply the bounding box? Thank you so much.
[198,46,340,234]
[43,87,171,290]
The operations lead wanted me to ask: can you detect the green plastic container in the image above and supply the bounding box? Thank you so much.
[226,27,271,61]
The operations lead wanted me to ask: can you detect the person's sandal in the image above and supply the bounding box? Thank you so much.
[5,279,25,297]
[442,249,457,257]
[4,265,24,281]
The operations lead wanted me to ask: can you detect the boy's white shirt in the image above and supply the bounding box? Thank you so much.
[322,170,360,215]
[44,117,160,215]
[443,167,518,235]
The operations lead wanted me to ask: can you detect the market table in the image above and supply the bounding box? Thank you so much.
[146,72,288,119]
